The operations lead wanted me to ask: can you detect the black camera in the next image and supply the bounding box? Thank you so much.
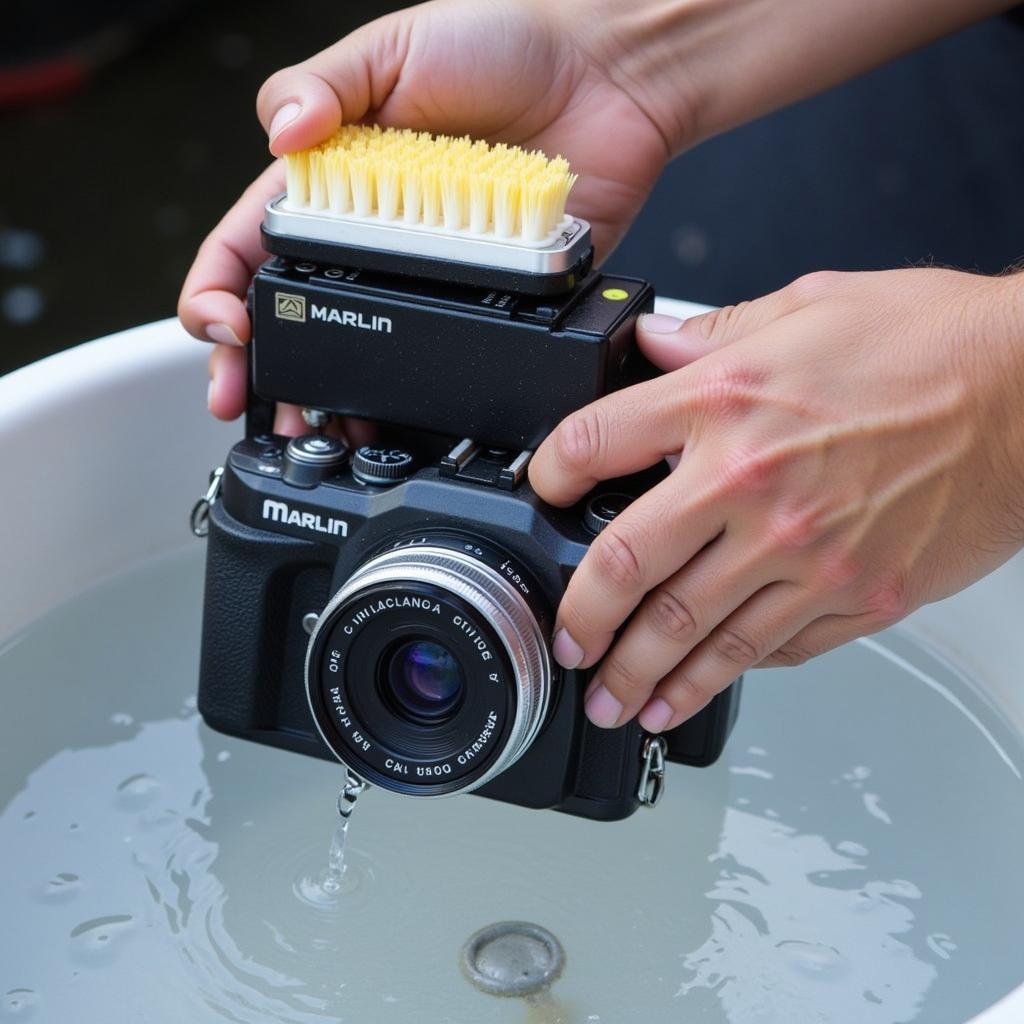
[196,194,741,821]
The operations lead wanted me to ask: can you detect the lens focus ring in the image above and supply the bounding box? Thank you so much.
[305,544,551,795]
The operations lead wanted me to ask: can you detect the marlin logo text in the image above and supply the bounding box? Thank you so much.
[311,305,392,333]
[262,499,348,537]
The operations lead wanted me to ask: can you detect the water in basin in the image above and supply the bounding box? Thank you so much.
[2,548,1023,1023]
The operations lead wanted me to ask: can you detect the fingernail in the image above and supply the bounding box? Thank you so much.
[639,697,674,733]
[552,628,584,670]
[269,102,302,141]
[585,684,623,729]
[204,322,244,347]
[206,379,215,411]
[638,313,683,334]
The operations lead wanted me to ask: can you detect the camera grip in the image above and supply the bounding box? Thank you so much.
[198,502,335,756]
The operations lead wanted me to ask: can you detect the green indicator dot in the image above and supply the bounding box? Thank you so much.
[602,288,629,301]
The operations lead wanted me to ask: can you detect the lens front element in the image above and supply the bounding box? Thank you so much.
[385,639,465,722]
[305,539,551,797]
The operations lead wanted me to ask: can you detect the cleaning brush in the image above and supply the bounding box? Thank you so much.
[262,125,593,295]
[282,125,577,245]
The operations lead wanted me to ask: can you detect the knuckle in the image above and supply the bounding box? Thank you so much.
[599,652,647,698]
[716,445,783,496]
[558,601,593,647]
[592,525,645,591]
[768,642,813,667]
[811,549,862,594]
[647,588,698,641]
[695,302,750,342]
[789,269,844,305]
[667,670,713,714]
[864,571,912,627]
[766,508,823,553]
[711,624,761,666]
[696,363,765,421]
[554,407,605,475]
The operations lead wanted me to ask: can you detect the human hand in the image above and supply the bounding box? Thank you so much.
[529,268,1024,732]
[178,0,678,426]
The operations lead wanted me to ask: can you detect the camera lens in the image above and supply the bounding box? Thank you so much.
[385,640,465,721]
[305,537,552,798]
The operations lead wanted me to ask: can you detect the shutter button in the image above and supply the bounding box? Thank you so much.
[283,434,349,488]
[583,493,633,535]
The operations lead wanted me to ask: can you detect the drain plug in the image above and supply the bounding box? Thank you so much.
[460,921,565,997]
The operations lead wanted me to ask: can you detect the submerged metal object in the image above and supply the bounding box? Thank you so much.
[460,921,565,997]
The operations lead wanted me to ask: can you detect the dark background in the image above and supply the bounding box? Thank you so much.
[1,1,1023,375]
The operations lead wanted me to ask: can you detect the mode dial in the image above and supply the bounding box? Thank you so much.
[351,446,415,486]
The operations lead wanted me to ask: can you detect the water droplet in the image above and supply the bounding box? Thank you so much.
[927,933,957,960]
[863,792,892,824]
[110,712,134,726]
[38,872,81,903]
[0,228,44,269]
[776,939,846,979]
[3,989,39,1017]
[836,840,869,856]
[2,286,44,325]
[115,773,161,811]
[888,879,921,900]
[69,915,135,962]
[216,751,231,763]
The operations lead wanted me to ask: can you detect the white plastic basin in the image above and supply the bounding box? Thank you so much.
[1,307,1022,1022]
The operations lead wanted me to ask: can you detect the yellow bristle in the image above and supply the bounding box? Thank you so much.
[493,176,520,237]
[401,160,423,224]
[282,125,577,242]
[308,151,328,210]
[421,164,442,227]
[469,174,493,234]
[324,150,351,213]
[349,157,375,216]
[283,152,309,207]
[376,159,401,220]
[440,166,469,231]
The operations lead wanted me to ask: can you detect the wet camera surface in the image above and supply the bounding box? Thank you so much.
[197,244,740,820]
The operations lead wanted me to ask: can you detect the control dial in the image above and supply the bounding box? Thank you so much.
[583,492,634,535]
[351,446,415,486]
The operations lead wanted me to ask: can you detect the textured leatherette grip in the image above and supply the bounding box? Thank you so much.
[197,500,334,748]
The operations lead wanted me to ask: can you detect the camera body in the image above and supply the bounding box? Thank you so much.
[196,211,741,821]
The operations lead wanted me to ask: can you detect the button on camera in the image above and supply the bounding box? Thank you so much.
[283,434,349,488]
[583,493,634,535]
[351,446,415,486]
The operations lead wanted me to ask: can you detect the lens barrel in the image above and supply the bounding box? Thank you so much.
[305,539,551,797]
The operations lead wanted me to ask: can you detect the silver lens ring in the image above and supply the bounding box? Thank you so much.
[305,545,552,796]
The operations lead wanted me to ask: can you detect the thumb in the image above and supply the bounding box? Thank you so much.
[636,283,807,372]
[256,14,409,155]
